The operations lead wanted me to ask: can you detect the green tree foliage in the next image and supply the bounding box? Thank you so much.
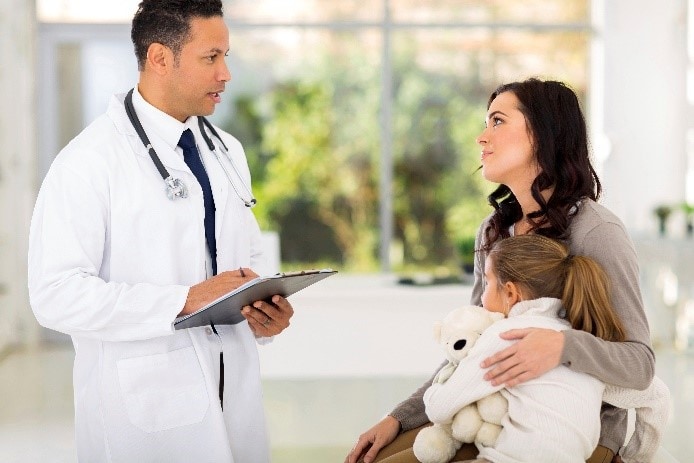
[223,51,494,272]
[390,56,492,270]
[262,79,381,271]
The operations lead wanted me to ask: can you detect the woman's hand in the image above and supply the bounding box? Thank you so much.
[481,328,564,387]
[345,415,400,463]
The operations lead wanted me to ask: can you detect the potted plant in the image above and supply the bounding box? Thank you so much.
[681,202,694,237]
[653,205,673,236]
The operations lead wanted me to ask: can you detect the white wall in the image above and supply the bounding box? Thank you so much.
[0,0,38,350]
[593,0,690,234]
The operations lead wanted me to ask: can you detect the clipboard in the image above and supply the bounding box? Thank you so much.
[174,269,337,330]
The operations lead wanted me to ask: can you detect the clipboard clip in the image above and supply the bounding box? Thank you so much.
[275,268,334,277]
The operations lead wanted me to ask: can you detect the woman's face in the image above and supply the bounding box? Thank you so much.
[476,91,541,190]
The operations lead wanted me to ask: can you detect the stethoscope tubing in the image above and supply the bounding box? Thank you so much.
[197,117,256,208]
[124,88,256,207]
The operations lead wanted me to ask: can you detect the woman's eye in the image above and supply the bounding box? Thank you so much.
[493,117,503,126]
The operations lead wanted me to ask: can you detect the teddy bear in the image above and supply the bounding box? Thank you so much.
[413,305,508,463]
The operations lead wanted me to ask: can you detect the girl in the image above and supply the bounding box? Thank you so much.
[423,234,669,463]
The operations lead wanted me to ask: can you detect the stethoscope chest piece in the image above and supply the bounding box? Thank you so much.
[165,176,188,200]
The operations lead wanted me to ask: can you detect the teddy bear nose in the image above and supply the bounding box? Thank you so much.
[453,340,467,350]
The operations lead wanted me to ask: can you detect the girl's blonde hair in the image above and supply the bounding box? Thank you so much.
[488,234,626,342]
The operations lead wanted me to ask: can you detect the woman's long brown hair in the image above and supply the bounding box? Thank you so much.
[482,79,601,252]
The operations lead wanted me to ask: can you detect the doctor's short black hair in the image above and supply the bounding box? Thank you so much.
[131,0,224,71]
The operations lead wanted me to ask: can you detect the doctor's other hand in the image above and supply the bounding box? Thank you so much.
[242,295,294,337]
[346,415,400,463]
[180,268,258,316]
[480,327,564,387]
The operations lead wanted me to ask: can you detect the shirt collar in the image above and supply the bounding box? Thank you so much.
[508,297,565,320]
[131,87,198,152]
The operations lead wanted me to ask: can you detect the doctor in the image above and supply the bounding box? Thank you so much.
[27,1,293,461]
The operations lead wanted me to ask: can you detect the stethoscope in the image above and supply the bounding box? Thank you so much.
[124,88,257,207]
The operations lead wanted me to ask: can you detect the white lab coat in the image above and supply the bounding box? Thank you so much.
[28,91,270,462]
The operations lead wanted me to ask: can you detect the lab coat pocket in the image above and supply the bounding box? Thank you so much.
[117,346,210,433]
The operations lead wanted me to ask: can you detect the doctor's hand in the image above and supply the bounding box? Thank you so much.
[180,268,258,316]
[480,327,564,387]
[242,295,293,337]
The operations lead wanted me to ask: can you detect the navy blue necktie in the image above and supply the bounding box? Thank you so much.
[178,129,217,275]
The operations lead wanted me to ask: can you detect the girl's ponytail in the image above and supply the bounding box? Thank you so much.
[562,255,626,342]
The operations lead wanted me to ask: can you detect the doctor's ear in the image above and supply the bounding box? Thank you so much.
[145,43,172,75]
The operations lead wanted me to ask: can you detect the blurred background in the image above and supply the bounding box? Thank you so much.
[1,0,693,461]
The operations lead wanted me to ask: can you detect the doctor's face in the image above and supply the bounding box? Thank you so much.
[165,16,231,121]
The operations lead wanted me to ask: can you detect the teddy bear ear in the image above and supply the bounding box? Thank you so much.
[433,321,442,342]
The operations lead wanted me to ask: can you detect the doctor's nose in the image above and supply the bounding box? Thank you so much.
[218,61,231,82]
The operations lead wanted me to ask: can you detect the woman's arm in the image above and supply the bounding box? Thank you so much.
[479,210,655,390]
[388,361,446,431]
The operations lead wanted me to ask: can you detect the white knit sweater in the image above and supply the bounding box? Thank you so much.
[423,298,604,463]
[423,297,669,463]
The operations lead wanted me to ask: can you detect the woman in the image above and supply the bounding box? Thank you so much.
[345,79,655,463]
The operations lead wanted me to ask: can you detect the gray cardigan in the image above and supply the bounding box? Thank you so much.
[389,199,655,453]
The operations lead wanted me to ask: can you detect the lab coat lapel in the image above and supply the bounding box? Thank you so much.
[109,92,192,175]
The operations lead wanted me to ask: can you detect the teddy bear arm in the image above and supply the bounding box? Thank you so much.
[450,404,483,444]
[476,391,508,425]
[433,362,456,384]
[475,422,503,448]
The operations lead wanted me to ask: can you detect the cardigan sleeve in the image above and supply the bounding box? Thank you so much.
[423,329,507,423]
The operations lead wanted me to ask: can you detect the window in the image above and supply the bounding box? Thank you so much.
[38,0,590,275]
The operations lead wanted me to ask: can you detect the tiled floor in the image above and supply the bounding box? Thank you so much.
[0,275,691,462]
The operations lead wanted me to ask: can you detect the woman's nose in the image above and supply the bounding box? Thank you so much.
[476,129,488,145]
